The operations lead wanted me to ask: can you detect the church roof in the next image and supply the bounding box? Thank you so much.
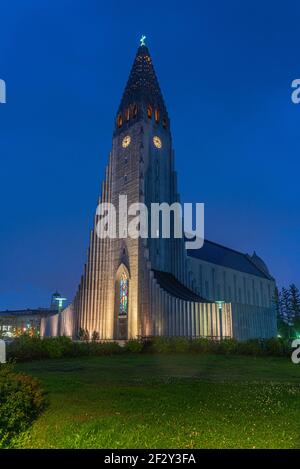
[0,308,57,317]
[153,270,209,302]
[187,240,273,280]
[118,44,167,115]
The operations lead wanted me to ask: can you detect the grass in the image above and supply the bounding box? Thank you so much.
[12,353,300,449]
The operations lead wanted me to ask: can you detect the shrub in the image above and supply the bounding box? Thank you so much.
[264,337,288,356]
[147,337,174,353]
[124,339,144,353]
[88,341,123,356]
[0,364,45,447]
[189,337,213,353]
[7,336,125,361]
[235,339,263,356]
[7,335,291,362]
[43,336,75,358]
[215,338,239,355]
[7,335,48,361]
[7,335,75,361]
[171,337,191,353]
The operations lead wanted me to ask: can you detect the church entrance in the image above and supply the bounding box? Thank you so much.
[114,268,129,340]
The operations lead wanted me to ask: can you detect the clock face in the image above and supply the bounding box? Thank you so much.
[122,135,131,148]
[153,136,162,149]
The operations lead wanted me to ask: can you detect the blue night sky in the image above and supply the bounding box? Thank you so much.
[0,0,299,310]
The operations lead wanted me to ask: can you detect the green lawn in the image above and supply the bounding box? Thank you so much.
[14,353,300,449]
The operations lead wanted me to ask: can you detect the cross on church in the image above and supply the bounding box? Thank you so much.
[140,35,146,46]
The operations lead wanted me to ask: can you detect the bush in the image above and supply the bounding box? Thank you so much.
[236,339,264,356]
[7,336,124,362]
[146,337,174,353]
[171,337,191,353]
[0,364,45,447]
[7,335,75,361]
[124,339,144,353]
[87,341,123,356]
[7,335,48,361]
[7,335,291,362]
[214,338,239,355]
[144,336,290,358]
[190,338,214,353]
[264,337,288,356]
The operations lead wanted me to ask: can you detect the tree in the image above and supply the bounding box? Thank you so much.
[281,287,291,325]
[290,284,300,334]
[274,287,285,337]
[273,287,281,320]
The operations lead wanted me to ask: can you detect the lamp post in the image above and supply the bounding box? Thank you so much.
[215,301,225,340]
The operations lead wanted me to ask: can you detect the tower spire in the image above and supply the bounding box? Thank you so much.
[115,40,168,130]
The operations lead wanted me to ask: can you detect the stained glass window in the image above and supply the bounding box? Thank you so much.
[119,272,128,317]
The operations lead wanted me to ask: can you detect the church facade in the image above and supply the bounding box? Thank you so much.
[41,42,277,342]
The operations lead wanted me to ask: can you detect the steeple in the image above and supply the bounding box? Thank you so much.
[115,40,169,133]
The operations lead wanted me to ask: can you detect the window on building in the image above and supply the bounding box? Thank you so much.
[233,275,237,301]
[132,104,138,118]
[155,108,160,122]
[217,284,221,300]
[205,280,209,299]
[199,265,203,296]
[119,271,129,317]
[117,114,123,128]
[223,271,227,300]
[212,268,216,298]
[147,105,153,119]
[247,290,251,304]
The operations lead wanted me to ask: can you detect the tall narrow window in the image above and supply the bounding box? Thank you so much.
[117,114,123,128]
[132,104,138,118]
[119,272,128,317]
[155,108,160,122]
[147,105,153,119]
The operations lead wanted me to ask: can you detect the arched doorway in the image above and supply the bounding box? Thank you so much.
[114,264,130,340]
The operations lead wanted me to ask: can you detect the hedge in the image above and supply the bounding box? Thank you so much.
[6,335,292,362]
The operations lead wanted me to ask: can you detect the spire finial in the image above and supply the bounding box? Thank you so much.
[140,35,146,47]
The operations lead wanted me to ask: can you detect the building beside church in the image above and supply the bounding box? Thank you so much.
[41,41,276,341]
[0,292,65,338]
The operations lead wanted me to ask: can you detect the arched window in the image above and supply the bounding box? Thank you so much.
[147,105,153,119]
[162,117,167,129]
[119,271,128,317]
[117,114,123,128]
[132,104,138,118]
[155,108,160,123]
[125,108,130,122]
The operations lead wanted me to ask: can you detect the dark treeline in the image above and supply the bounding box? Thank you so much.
[274,284,300,339]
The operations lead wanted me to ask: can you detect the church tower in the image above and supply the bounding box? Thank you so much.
[70,40,189,340]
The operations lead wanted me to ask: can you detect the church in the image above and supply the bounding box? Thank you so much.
[41,40,277,342]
